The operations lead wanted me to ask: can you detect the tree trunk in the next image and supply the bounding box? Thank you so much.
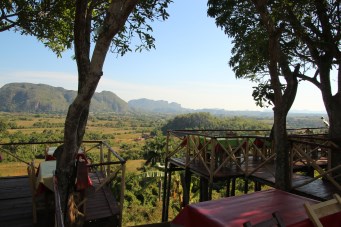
[319,57,341,184]
[273,108,291,190]
[251,0,298,191]
[326,95,341,184]
[55,0,140,225]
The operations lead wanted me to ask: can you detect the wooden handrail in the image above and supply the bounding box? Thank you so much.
[53,174,65,227]
[101,141,125,163]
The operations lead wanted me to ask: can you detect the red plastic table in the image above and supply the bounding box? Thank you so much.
[172,189,320,227]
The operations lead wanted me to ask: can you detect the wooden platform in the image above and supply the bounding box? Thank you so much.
[0,172,120,226]
[169,157,340,201]
[85,172,120,223]
[0,176,34,227]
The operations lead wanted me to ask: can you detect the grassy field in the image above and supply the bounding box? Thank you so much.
[0,159,145,177]
[0,160,44,177]
[0,112,157,177]
[125,160,145,173]
[0,162,29,176]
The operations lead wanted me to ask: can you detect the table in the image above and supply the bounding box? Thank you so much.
[172,189,318,227]
[36,158,93,194]
[36,160,56,191]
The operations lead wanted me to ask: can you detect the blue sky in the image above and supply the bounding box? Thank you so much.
[0,0,326,112]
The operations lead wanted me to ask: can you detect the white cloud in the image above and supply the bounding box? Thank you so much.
[0,71,78,90]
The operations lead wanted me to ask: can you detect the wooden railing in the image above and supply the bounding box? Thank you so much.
[289,135,341,191]
[166,129,273,177]
[166,129,340,190]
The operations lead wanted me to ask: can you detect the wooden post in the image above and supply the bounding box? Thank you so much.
[100,142,104,173]
[162,132,170,222]
[231,177,236,196]
[245,138,249,175]
[244,177,249,194]
[158,178,162,202]
[118,163,126,227]
[107,148,111,177]
[200,177,209,202]
[186,135,190,165]
[254,181,261,191]
[209,138,216,200]
[165,165,172,221]
[161,159,169,222]
[182,168,191,207]
[226,177,231,197]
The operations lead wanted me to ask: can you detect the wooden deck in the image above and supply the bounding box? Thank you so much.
[84,172,120,224]
[0,176,34,227]
[0,172,120,227]
[169,157,340,201]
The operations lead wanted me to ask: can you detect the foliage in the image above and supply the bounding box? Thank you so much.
[119,142,144,160]
[161,112,271,133]
[1,0,74,56]
[252,80,285,108]
[142,131,166,166]
[207,0,340,110]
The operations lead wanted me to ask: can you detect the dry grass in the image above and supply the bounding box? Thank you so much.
[0,160,44,177]
[125,160,145,173]
[0,159,145,177]
[0,162,28,176]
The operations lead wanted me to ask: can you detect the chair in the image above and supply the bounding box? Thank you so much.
[304,194,341,227]
[27,161,38,224]
[243,211,285,227]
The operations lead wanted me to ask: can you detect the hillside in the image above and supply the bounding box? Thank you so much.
[128,98,187,113]
[0,83,326,117]
[0,83,129,113]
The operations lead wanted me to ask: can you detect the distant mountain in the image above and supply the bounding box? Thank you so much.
[0,83,129,113]
[128,98,188,113]
[0,83,325,116]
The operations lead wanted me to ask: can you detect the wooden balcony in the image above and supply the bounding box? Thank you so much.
[162,129,341,221]
[0,141,125,227]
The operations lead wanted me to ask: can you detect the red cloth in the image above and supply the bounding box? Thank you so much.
[45,155,56,161]
[75,153,93,191]
[75,161,93,191]
[172,189,318,227]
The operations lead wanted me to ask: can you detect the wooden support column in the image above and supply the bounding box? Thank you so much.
[182,168,192,207]
[254,181,262,191]
[200,177,209,202]
[244,177,249,194]
[231,177,236,196]
[162,159,170,222]
[99,142,104,173]
[162,132,171,222]
[208,138,216,200]
[306,166,315,177]
[225,177,231,197]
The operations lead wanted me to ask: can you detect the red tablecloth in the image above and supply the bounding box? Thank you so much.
[172,189,319,227]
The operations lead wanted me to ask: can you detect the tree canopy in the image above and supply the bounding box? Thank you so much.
[2,0,173,225]
[207,0,341,187]
[207,0,340,110]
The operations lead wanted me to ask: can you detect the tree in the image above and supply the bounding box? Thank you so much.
[1,1,73,56]
[281,0,341,180]
[208,0,341,184]
[3,0,172,225]
[207,0,299,189]
[58,1,171,225]
[142,132,166,166]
